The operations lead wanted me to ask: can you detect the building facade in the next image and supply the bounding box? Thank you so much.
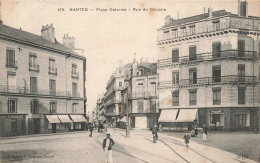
[157,1,259,131]
[0,22,87,137]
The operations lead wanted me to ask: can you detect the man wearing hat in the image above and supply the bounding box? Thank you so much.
[102,133,115,163]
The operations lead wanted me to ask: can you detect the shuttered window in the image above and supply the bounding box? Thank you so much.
[189,46,197,61]
[172,91,179,106]
[238,87,246,104]
[30,77,37,94]
[172,49,179,62]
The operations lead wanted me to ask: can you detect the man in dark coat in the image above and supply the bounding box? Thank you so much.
[89,124,93,137]
[152,125,158,143]
[102,133,115,163]
[183,132,190,147]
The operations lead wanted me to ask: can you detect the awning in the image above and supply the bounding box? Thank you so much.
[46,115,61,123]
[58,115,72,123]
[158,109,178,122]
[119,116,126,122]
[70,115,87,122]
[175,109,198,122]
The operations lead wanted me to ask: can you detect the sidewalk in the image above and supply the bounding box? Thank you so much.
[108,128,257,163]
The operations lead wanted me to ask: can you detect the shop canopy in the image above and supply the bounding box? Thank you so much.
[46,115,61,123]
[175,109,198,122]
[58,115,72,123]
[70,115,87,122]
[158,109,178,122]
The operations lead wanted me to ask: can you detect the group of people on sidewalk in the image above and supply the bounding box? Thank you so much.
[183,124,208,147]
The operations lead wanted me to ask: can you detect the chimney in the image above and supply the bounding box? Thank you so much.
[208,7,212,18]
[165,15,173,24]
[41,24,56,43]
[239,0,248,17]
[132,55,138,76]
[63,33,75,49]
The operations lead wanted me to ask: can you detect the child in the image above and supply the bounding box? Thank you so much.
[183,132,190,148]
[194,127,198,137]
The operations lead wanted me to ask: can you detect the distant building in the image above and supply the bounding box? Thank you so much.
[157,1,259,131]
[0,22,87,137]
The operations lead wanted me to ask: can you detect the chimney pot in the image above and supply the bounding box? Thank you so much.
[41,24,55,43]
[208,7,212,18]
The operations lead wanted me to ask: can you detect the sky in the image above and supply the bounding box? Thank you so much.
[1,0,259,113]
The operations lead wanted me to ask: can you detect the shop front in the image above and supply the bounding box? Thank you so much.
[231,109,250,131]
[58,115,73,132]
[208,109,224,131]
[69,114,87,131]
[45,115,61,133]
[0,114,27,137]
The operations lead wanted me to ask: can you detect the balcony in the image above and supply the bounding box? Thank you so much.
[158,50,257,68]
[159,75,257,88]
[29,63,39,72]
[131,92,146,99]
[114,86,125,91]
[0,85,71,97]
[105,97,121,106]
[71,72,79,79]
[6,60,18,69]
[49,67,57,75]
[147,91,158,98]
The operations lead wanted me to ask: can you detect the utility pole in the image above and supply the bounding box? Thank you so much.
[124,77,130,138]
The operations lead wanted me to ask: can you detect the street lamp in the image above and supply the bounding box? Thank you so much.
[124,79,130,138]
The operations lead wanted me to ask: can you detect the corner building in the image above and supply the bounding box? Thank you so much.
[0,23,87,137]
[157,2,259,131]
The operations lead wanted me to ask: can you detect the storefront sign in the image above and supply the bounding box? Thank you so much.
[209,110,223,114]
[0,114,26,119]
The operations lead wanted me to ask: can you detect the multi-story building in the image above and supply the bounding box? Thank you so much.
[96,93,106,123]
[0,22,87,137]
[129,59,159,129]
[157,1,259,131]
[104,64,131,126]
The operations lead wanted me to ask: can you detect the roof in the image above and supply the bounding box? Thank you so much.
[160,10,229,30]
[138,62,157,69]
[0,23,84,58]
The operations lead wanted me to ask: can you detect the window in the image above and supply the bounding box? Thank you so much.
[119,82,122,87]
[75,122,81,129]
[72,83,77,97]
[137,83,143,94]
[49,59,57,74]
[172,49,179,62]
[189,26,195,35]
[189,46,197,61]
[189,68,197,84]
[150,82,156,96]
[49,80,56,95]
[235,114,246,126]
[8,74,16,93]
[213,88,221,105]
[171,29,178,38]
[238,64,245,82]
[213,22,220,31]
[137,101,143,113]
[119,106,122,113]
[180,27,187,37]
[212,43,221,58]
[212,66,221,82]
[72,103,78,113]
[31,100,39,114]
[238,87,246,104]
[50,102,57,113]
[172,71,179,84]
[8,99,17,113]
[6,49,16,68]
[172,91,179,106]
[189,90,197,105]
[150,101,156,113]
[119,69,122,74]
[238,40,245,57]
[30,77,37,94]
[72,64,77,75]
[29,54,38,71]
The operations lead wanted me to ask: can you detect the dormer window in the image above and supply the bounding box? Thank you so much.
[171,28,178,38]
[180,27,187,37]
[189,25,195,35]
[212,20,220,31]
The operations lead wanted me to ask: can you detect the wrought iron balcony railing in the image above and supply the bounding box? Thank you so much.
[71,72,79,79]
[159,75,257,88]
[29,63,39,72]
[6,60,18,68]
[158,50,257,67]
[49,67,58,75]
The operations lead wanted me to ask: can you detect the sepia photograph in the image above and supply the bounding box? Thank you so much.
[0,0,259,162]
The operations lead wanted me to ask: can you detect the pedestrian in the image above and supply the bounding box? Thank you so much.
[102,133,115,163]
[216,121,220,131]
[89,123,93,137]
[202,124,207,142]
[190,129,195,137]
[183,132,190,147]
[194,127,198,137]
[152,125,158,143]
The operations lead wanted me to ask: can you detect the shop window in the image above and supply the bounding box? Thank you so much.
[31,100,39,114]
[75,123,81,129]
[238,87,246,104]
[189,46,197,61]
[71,122,74,129]
[213,88,221,105]
[8,99,17,113]
[50,102,57,113]
[235,114,247,126]
[212,66,221,82]
[137,101,143,113]
[189,89,197,105]
[172,91,179,106]
[172,49,179,62]
[59,123,65,130]
[48,123,52,130]
[210,114,223,125]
